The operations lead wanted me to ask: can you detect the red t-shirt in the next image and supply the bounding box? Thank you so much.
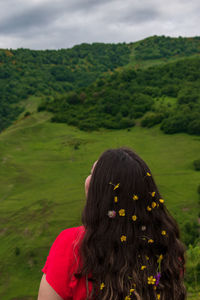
[42,226,92,300]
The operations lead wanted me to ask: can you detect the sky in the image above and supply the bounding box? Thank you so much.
[0,0,199,50]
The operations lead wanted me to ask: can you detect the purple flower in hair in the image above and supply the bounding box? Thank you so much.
[155,272,161,286]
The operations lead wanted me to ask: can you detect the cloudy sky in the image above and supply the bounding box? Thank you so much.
[0,0,199,50]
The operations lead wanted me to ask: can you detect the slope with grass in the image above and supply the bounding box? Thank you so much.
[42,56,200,134]
[0,106,200,299]
[1,35,200,132]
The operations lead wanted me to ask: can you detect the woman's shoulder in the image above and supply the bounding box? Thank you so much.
[42,225,85,272]
[41,226,85,299]
[60,225,85,239]
[53,225,85,252]
[64,225,85,235]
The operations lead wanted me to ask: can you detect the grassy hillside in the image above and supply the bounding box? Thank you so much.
[1,35,200,132]
[1,35,200,299]
[43,56,200,133]
[0,106,200,299]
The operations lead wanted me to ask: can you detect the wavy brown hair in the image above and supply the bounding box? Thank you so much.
[77,148,186,299]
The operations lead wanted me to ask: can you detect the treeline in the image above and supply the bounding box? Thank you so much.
[1,36,200,133]
[135,35,200,60]
[0,43,130,131]
[39,57,200,134]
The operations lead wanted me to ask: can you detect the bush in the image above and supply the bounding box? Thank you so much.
[197,185,200,195]
[15,247,20,256]
[37,103,46,112]
[78,119,99,131]
[24,111,31,117]
[182,221,199,246]
[160,114,190,134]
[141,113,164,128]
[194,159,200,171]
[119,117,135,129]
[188,119,200,135]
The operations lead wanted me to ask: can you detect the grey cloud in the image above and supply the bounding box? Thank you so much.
[0,0,199,49]
[0,3,64,35]
[68,0,115,12]
[0,0,114,36]
[108,7,160,25]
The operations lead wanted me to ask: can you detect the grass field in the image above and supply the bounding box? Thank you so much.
[0,109,200,299]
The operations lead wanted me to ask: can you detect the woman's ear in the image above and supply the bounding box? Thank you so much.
[85,174,91,197]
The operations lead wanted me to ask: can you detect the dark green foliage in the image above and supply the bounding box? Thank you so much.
[182,222,199,246]
[43,56,200,132]
[24,111,31,117]
[135,35,200,60]
[161,102,200,135]
[178,87,200,104]
[194,160,200,171]
[0,43,130,131]
[43,81,151,130]
[188,119,200,135]
[15,247,20,256]
[74,143,80,150]
[0,102,23,132]
[1,36,200,134]
[141,113,165,128]
[198,185,200,195]
[161,113,190,134]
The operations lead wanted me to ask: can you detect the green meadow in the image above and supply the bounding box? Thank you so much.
[0,109,200,299]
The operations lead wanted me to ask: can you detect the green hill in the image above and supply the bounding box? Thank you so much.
[42,56,200,134]
[0,35,200,299]
[0,106,200,299]
[1,35,200,133]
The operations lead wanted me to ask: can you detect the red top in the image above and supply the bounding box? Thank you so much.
[42,226,184,299]
[42,226,92,300]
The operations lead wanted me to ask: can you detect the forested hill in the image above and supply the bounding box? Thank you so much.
[1,35,200,133]
[133,35,200,60]
[40,57,200,134]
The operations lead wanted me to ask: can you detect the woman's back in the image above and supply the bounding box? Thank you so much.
[38,147,186,300]
[78,148,186,299]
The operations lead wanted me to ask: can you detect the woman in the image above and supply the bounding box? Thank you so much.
[38,148,186,299]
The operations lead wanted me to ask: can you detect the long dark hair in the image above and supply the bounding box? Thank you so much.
[78,148,186,299]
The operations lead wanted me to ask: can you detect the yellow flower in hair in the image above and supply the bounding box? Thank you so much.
[132,215,137,221]
[157,294,161,299]
[152,201,157,208]
[114,196,118,203]
[133,194,139,200]
[161,230,166,235]
[130,288,135,293]
[148,276,156,285]
[125,297,131,300]
[121,235,127,242]
[157,254,163,262]
[141,265,146,270]
[159,198,164,203]
[147,206,152,211]
[113,183,120,190]
[100,282,105,290]
[147,172,151,176]
[148,239,154,243]
[119,209,125,216]
[151,191,156,197]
